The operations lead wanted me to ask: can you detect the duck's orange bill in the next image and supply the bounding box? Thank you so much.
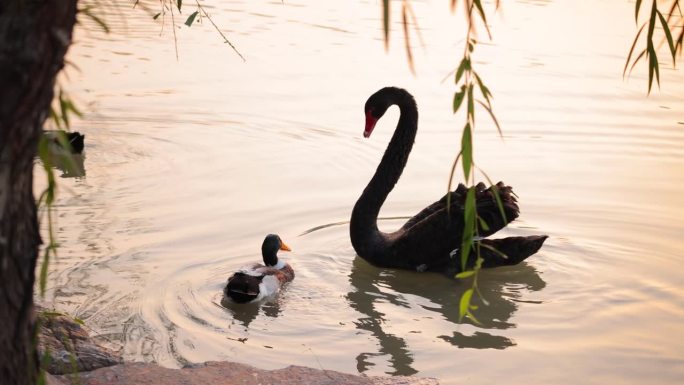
[280,241,292,252]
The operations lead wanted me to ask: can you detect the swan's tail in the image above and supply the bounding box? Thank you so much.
[478,235,548,268]
[444,235,547,275]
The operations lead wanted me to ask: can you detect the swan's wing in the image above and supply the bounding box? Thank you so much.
[401,182,518,234]
[391,182,521,269]
[477,236,548,267]
[400,183,468,231]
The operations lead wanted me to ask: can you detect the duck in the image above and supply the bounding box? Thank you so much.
[42,130,85,154]
[224,234,294,303]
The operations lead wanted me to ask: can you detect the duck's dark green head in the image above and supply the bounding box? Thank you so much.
[261,234,291,267]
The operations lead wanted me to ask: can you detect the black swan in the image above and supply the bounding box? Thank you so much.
[350,87,547,275]
[43,130,85,154]
[224,234,294,303]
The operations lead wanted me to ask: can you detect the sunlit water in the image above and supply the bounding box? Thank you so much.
[36,1,684,384]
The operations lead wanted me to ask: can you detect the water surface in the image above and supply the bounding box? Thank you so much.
[37,1,684,384]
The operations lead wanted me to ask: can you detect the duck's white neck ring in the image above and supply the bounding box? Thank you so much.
[273,260,286,269]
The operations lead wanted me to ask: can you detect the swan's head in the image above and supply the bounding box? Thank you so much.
[364,88,397,138]
[261,234,291,267]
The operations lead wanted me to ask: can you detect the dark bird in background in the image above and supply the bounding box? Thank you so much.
[43,130,85,154]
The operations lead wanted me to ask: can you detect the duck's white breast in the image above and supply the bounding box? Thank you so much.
[257,275,281,299]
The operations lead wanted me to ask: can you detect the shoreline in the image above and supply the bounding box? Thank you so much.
[48,361,439,385]
[39,309,438,385]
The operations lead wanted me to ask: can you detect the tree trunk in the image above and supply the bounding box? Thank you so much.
[0,1,77,384]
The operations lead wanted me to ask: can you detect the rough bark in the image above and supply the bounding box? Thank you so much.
[0,1,77,384]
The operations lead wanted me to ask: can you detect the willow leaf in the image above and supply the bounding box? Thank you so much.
[39,247,50,296]
[49,107,62,130]
[455,58,469,84]
[465,309,482,325]
[476,99,502,138]
[479,241,510,260]
[472,0,491,39]
[446,151,462,214]
[453,88,466,113]
[460,187,476,271]
[647,1,657,41]
[652,47,660,86]
[58,90,68,127]
[455,270,475,279]
[478,168,508,224]
[459,288,474,322]
[404,2,426,51]
[466,84,474,122]
[628,48,648,76]
[647,44,659,93]
[401,3,415,74]
[477,216,490,232]
[81,7,110,33]
[647,48,655,93]
[185,11,198,27]
[382,0,390,49]
[624,24,646,77]
[461,122,472,179]
[473,72,492,104]
[656,9,676,62]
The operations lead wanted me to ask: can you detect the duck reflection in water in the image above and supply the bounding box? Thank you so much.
[220,296,282,328]
[46,152,86,178]
[346,256,545,375]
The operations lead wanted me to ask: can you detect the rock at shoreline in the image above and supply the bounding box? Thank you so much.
[38,308,437,385]
[38,310,122,375]
[50,361,439,385]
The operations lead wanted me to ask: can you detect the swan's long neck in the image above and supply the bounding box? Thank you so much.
[350,90,418,258]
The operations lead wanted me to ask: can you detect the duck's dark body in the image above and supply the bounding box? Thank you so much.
[350,87,546,274]
[43,130,85,153]
[225,272,263,303]
[225,263,295,303]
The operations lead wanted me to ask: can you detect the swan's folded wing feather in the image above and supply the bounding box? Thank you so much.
[401,182,517,232]
[400,195,454,232]
[391,183,521,268]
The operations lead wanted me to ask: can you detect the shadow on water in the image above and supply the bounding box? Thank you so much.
[346,256,546,375]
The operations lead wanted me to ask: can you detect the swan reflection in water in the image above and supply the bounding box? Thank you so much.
[346,256,546,375]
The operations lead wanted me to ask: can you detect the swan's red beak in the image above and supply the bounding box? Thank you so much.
[364,111,378,138]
